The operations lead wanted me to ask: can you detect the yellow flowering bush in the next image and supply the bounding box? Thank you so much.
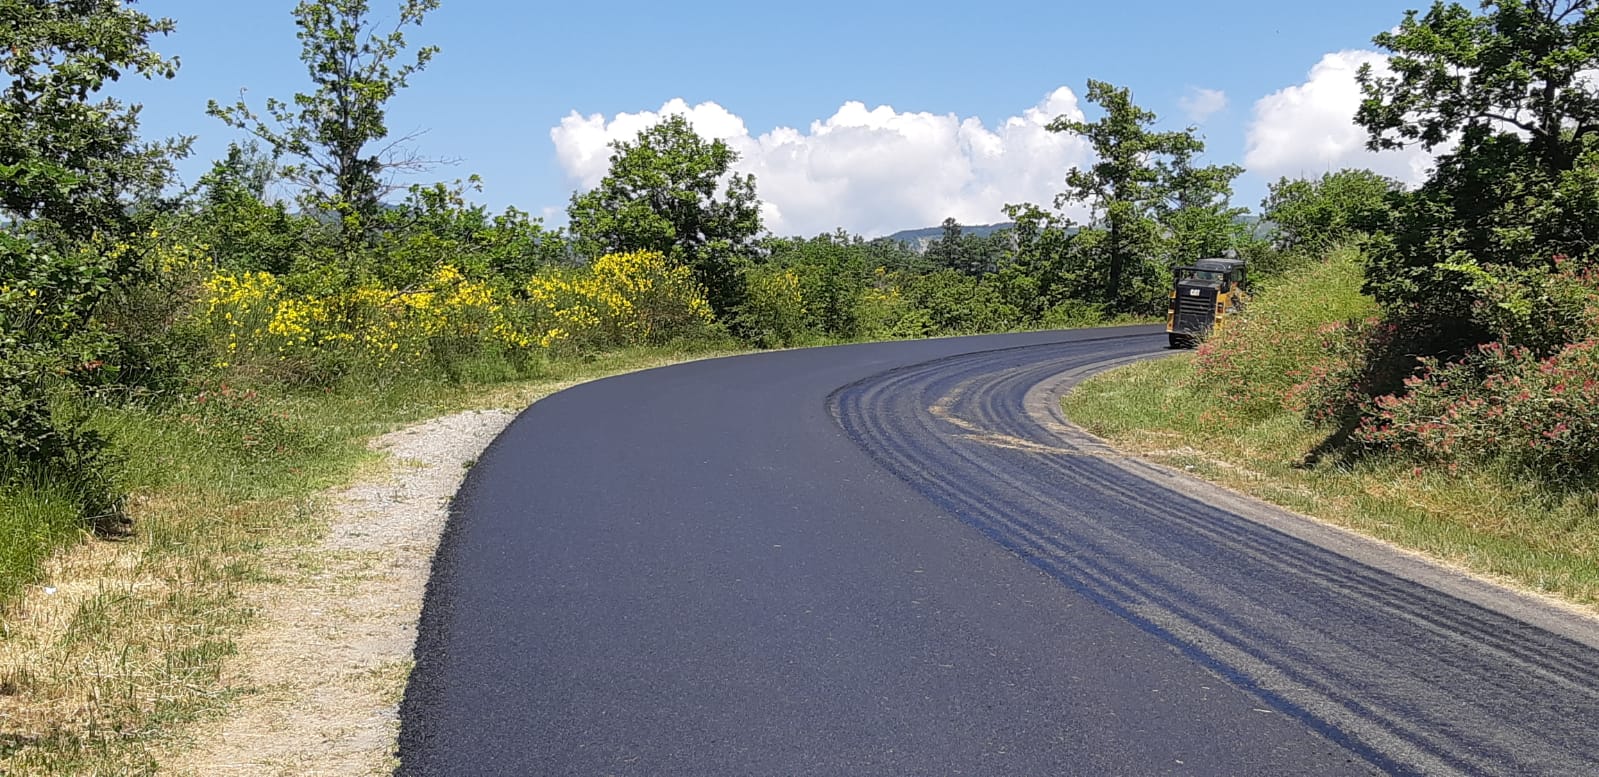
[526,249,715,350]
[195,249,715,381]
[198,264,524,376]
[202,271,286,365]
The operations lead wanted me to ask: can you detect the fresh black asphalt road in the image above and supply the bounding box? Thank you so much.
[397,326,1599,776]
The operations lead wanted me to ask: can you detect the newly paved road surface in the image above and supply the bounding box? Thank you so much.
[398,327,1599,776]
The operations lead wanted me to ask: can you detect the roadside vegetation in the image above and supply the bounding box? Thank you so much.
[1069,0,1599,609]
[1066,250,1599,606]
[7,0,1599,770]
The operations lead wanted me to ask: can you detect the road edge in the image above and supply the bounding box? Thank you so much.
[1026,352,1599,651]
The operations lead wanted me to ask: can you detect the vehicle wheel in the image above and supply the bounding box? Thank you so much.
[1168,333,1188,349]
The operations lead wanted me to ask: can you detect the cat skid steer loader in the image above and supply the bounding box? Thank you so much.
[1166,258,1247,349]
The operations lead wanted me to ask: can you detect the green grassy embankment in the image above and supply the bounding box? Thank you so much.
[1064,249,1599,609]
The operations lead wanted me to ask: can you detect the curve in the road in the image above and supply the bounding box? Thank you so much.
[831,340,1599,776]
[398,328,1599,776]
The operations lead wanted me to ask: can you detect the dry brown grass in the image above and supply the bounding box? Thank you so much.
[0,490,274,775]
[159,410,512,776]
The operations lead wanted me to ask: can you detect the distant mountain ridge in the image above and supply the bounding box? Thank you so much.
[883,215,1268,254]
[886,222,1014,252]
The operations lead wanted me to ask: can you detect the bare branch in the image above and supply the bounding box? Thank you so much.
[1553,0,1592,25]
[1475,111,1542,135]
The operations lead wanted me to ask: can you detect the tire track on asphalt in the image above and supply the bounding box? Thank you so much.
[830,340,1599,776]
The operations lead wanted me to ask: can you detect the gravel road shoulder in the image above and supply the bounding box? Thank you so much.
[161,409,515,776]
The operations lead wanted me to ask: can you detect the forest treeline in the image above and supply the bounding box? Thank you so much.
[6,0,1599,557]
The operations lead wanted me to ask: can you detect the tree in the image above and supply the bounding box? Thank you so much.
[0,0,182,481]
[1,1,183,241]
[900,270,1023,334]
[1261,169,1402,256]
[1355,0,1599,335]
[861,235,932,274]
[1049,80,1229,311]
[924,217,1011,276]
[1155,147,1250,267]
[209,0,443,257]
[373,177,569,285]
[567,115,762,317]
[763,231,873,338]
[1358,1,1599,177]
[191,141,309,274]
[923,217,967,272]
[1002,202,1083,312]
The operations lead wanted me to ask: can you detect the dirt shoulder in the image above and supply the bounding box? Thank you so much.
[159,409,514,776]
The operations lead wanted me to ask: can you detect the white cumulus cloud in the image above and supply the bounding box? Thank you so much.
[550,89,1095,237]
[1178,87,1228,123]
[1245,50,1440,186]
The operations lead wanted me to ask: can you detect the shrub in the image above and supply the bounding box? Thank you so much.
[735,265,810,348]
[1442,255,1599,357]
[853,270,930,340]
[94,236,214,395]
[1355,336,1599,479]
[1286,316,1404,430]
[527,249,717,352]
[1190,247,1378,421]
[200,263,528,383]
[901,270,1024,335]
[0,237,121,483]
[1040,300,1111,329]
[1290,254,1599,476]
[195,247,717,384]
[372,180,569,286]
[765,234,871,339]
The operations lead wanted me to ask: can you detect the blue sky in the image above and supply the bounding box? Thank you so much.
[124,0,1435,237]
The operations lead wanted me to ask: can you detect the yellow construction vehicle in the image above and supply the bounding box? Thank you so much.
[1166,257,1247,348]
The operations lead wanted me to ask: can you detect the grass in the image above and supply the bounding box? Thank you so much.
[0,342,742,775]
[1064,354,1599,609]
[0,484,85,605]
[1187,246,1376,420]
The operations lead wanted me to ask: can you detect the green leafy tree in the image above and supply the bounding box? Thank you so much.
[1358,1,1599,176]
[567,115,763,317]
[923,217,966,272]
[1355,0,1599,341]
[1002,202,1083,313]
[763,231,873,337]
[374,177,568,285]
[1050,80,1212,311]
[1261,169,1401,256]
[924,217,1012,276]
[0,0,182,484]
[737,264,809,347]
[1155,147,1251,267]
[1,1,183,241]
[209,0,443,258]
[864,235,934,274]
[191,141,311,275]
[901,270,1023,334]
